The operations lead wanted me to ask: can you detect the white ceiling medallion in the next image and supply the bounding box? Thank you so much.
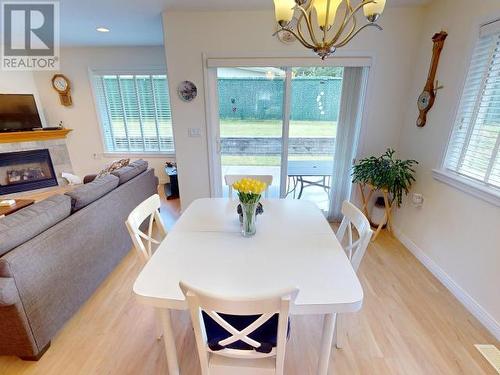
[276,18,298,44]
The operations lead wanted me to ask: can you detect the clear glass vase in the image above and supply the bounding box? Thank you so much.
[241,202,258,237]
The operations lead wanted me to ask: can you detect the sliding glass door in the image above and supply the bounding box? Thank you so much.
[209,63,366,217]
[285,67,343,211]
[217,67,285,198]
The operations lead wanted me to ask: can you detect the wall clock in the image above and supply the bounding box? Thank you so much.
[416,31,447,127]
[177,81,197,102]
[51,74,73,107]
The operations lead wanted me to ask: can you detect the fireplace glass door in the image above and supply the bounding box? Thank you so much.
[0,149,58,195]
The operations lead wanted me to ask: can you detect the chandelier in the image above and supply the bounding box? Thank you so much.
[273,0,386,59]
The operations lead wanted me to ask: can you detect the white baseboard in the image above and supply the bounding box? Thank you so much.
[393,227,500,341]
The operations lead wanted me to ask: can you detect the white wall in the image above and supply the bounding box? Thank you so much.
[32,46,172,182]
[162,8,425,209]
[395,0,500,339]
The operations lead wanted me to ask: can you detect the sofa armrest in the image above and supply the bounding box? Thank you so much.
[0,277,39,358]
[0,277,19,306]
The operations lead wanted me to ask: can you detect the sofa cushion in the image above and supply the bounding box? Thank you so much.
[0,195,71,256]
[129,159,148,170]
[111,159,148,185]
[65,174,119,212]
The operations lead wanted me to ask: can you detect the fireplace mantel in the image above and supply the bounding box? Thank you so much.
[0,129,72,144]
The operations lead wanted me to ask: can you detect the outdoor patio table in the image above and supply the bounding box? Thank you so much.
[286,160,332,199]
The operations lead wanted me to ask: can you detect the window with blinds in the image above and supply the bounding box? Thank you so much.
[444,21,500,191]
[92,73,175,154]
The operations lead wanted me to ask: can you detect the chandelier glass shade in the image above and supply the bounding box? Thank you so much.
[273,0,386,59]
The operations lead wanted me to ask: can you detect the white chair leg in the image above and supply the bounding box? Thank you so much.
[318,313,336,375]
[158,308,180,375]
[155,309,163,341]
[334,314,343,349]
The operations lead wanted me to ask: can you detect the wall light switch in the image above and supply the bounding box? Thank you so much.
[188,128,201,137]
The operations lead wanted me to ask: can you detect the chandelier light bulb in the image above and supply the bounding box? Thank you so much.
[273,0,296,26]
[313,0,342,29]
[273,0,385,59]
[363,0,386,22]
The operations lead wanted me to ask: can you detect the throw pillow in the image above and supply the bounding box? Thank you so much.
[96,158,129,178]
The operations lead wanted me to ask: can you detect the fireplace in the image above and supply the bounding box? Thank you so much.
[0,149,58,194]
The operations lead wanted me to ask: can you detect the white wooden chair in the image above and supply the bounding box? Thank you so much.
[334,200,373,349]
[180,281,298,375]
[126,194,168,341]
[224,175,273,199]
[125,194,167,263]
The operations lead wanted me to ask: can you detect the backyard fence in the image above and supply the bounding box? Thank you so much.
[221,137,335,156]
[218,77,342,122]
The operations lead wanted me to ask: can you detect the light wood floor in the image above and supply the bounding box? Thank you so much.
[0,190,498,375]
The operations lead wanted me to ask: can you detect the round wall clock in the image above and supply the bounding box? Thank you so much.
[177,81,197,102]
[51,74,72,106]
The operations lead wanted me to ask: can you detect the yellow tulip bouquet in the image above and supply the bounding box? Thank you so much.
[232,178,267,237]
[232,178,267,204]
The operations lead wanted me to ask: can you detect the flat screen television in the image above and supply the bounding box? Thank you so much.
[0,94,42,132]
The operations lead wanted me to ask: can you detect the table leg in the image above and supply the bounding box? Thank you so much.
[318,313,336,375]
[297,176,305,199]
[158,308,180,375]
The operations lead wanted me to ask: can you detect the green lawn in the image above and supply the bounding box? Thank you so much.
[220,120,337,137]
[110,119,336,138]
[109,119,336,166]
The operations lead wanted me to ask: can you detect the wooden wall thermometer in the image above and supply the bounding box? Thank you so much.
[416,31,447,127]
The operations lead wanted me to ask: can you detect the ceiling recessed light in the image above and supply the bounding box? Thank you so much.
[96,27,110,33]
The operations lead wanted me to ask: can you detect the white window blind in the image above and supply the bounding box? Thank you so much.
[92,73,174,154]
[444,21,500,190]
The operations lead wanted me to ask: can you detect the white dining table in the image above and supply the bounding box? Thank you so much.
[133,198,363,375]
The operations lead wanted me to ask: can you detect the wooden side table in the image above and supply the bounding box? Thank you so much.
[0,199,35,218]
[358,183,393,241]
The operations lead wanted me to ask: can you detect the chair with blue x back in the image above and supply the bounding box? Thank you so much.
[180,281,298,375]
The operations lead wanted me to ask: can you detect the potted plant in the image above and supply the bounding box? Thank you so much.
[352,148,418,207]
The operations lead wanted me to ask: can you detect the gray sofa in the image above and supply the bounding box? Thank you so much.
[0,161,157,360]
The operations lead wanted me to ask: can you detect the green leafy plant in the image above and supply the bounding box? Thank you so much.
[352,149,418,207]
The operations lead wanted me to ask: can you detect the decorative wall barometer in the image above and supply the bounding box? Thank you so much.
[416,31,447,127]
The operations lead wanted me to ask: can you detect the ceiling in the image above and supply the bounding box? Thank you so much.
[59,0,430,47]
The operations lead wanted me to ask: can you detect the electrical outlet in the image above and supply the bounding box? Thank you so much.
[412,193,424,207]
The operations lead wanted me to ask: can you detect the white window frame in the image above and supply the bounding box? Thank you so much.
[89,67,176,157]
[434,19,500,207]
